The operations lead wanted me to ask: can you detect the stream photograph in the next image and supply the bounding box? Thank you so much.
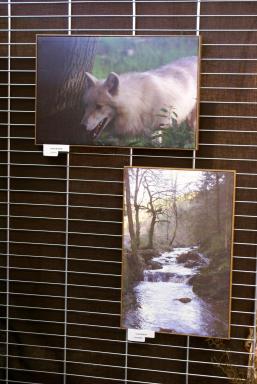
[121,167,236,338]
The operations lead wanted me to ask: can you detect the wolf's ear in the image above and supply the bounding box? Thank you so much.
[85,72,97,88]
[104,72,119,95]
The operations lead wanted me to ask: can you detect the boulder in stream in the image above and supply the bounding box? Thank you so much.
[177,251,206,268]
[177,297,192,304]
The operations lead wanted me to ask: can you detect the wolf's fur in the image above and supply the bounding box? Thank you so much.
[81,56,198,140]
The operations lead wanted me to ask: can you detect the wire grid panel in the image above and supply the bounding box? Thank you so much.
[0,0,257,383]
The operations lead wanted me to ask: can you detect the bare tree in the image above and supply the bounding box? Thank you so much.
[124,169,137,256]
[168,174,178,247]
[141,170,177,249]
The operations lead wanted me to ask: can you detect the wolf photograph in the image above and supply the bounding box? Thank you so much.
[121,167,235,338]
[36,35,200,149]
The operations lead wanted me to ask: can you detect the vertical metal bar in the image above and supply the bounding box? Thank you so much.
[124,330,129,384]
[192,0,201,171]
[5,1,11,382]
[129,148,133,166]
[251,247,257,378]
[63,2,72,383]
[185,336,190,384]
[132,0,136,35]
[63,152,69,384]
[68,0,72,33]
[185,2,201,383]
[129,0,136,168]
[125,4,137,384]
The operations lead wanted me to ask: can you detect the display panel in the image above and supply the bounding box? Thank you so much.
[121,167,236,338]
[36,35,200,149]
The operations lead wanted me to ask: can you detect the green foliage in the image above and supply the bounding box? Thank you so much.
[92,104,194,149]
[152,105,194,148]
[93,36,198,78]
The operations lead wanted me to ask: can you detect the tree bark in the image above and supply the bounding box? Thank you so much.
[169,201,178,247]
[134,169,141,249]
[37,36,98,143]
[124,170,137,256]
[147,214,157,249]
[215,173,222,233]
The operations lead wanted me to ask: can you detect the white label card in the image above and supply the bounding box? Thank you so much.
[43,144,70,157]
[127,329,155,342]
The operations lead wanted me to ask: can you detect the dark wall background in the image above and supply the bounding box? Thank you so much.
[0,1,257,383]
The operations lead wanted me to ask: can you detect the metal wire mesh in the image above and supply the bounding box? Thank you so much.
[0,0,257,383]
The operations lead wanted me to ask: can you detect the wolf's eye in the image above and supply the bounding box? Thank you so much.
[96,104,102,110]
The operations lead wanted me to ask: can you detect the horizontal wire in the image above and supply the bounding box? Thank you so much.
[0,27,257,32]
[0,303,254,325]
[1,239,257,248]
[1,176,123,184]
[0,354,125,369]
[0,266,121,277]
[0,189,122,197]
[2,202,123,211]
[0,334,253,359]
[2,0,257,3]
[5,228,122,237]
[2,99,257,106]
[0,278,121,290]
[0,329,254,352]
[3,214,122,223]
[1,225,256,235]
[1,336,255,358]
[2,212,257,221]
[1,14,257,18]
[6,318,122,329]
[0,275,255,288]
[1,42,257,47]
[0,252,121,264]
[0,83,257,92]
[1,329,126,344]
[0,289,254,307]
[0,191,256,206]
[2,59,257,74]
[1,251,255,262]
[0,381,43,384]
[0,366,238,382]
[1,291,120,303]
[0,277,254,300]
[0,352,252,371]
[0,264,255,283]
[0,303,120,316]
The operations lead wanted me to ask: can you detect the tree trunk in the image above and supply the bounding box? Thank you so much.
[215,174,222,233]
[147,215,156,249]
[169,201,178,247]
[134,169,141,249]
[124,170,137,256]
[37,36,98,143]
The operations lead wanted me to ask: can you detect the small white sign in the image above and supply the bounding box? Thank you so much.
[127,329,155,342]
[43,144,70,157]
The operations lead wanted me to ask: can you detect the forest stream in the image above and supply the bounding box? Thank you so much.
[131,247,225,337]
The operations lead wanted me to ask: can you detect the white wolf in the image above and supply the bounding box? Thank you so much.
[81,56,198,141]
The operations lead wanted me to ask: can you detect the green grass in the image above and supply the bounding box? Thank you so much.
[92,36,198,78]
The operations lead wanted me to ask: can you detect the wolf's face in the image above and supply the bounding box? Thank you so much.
[81,72,119,139]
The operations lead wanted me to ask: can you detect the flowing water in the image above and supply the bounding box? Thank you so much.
[128,247,224,337]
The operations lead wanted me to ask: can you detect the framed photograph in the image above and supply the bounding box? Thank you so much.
[36,35,201,149]
[121,167,236,338]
